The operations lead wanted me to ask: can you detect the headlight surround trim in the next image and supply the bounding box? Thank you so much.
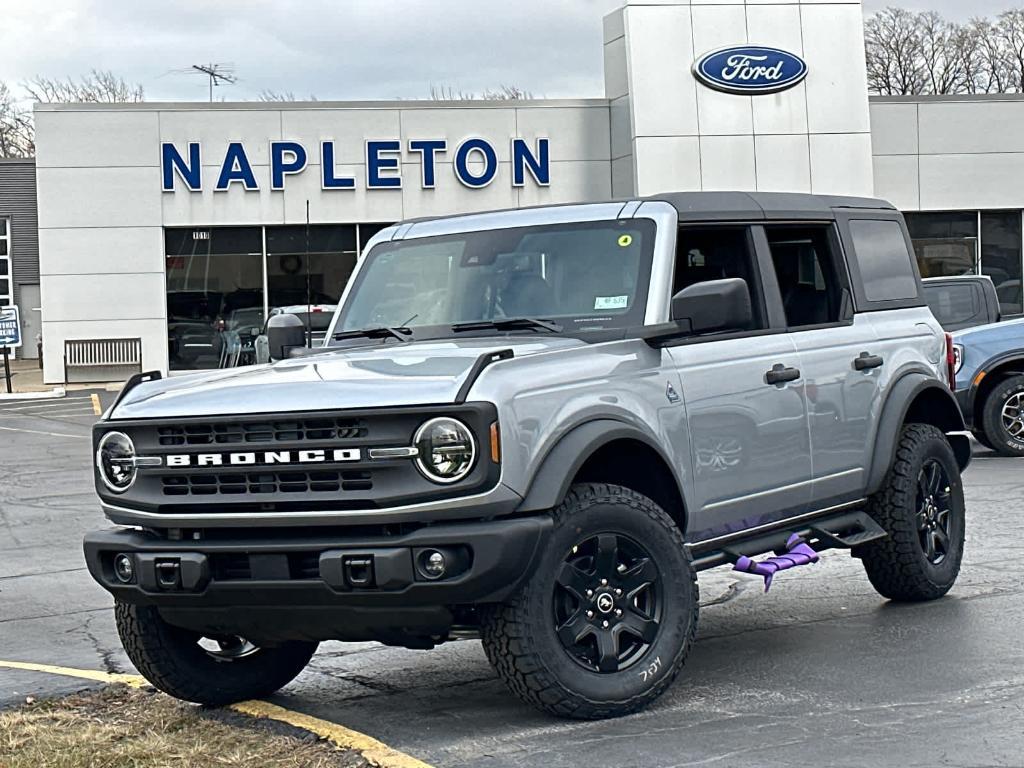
[96,431,138,493]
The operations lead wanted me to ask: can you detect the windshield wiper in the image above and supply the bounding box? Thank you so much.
[332,326,413,343]
[451,317,563,334]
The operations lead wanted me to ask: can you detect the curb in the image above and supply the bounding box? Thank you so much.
[0,387,66,401]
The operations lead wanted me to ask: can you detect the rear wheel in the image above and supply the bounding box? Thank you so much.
[116,602,317,705]
[860,424,965,602]
[980,374,1024,457]
[480,483,698,719]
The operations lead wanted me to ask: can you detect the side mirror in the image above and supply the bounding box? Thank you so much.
[266,313,306,361]
[671,278,753,334]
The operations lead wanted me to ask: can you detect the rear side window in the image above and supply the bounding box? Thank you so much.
[849,220,919,302]
[922,282,984,329]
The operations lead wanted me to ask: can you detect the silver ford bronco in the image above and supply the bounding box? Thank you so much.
[85,192,970,719]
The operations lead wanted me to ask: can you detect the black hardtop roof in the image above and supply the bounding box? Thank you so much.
[396,191,896,228]
[644,191,896,222]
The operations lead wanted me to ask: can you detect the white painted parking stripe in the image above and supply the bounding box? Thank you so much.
[0,410,95,419]
[0,425,89,439]
[0,399,93,411]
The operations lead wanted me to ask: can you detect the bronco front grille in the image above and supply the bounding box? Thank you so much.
[156,417,367,447]
[160,470,373,496]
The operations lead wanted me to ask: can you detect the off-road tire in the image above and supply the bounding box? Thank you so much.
[116,602,318,705]
[480,483,698,719]
[859,424,965,602]
[980,374,1024,457]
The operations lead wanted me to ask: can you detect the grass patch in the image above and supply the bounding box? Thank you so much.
[0,685,369,768]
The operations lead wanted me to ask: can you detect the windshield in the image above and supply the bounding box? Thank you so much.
[336,219,657,335]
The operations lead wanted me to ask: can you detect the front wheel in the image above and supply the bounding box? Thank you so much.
[116,602,318,705]
[980,374,1024,457]
[480,483,698,719]
[859,424,966,602]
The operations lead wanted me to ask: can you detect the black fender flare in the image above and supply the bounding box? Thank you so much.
[516,419,686,515]
[866,373,969,495]
[964,351,1024,421]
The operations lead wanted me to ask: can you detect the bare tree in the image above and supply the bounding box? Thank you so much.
[996,9,1024,92]
[428,83,534,101]
[257,89,317,102]
[22,69,144,104]
[0,82,34,157]
[864,7,1024,96]
[918,11,967,94]
[865,8,926,95]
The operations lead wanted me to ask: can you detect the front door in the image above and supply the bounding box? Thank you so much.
[16,284,41,359]
[671,335,811,541]
[667,225,811,542]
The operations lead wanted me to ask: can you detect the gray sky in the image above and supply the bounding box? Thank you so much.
[1,1,1021,105]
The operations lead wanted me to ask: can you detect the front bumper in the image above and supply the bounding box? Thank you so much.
[954,386,974,428]
[84,515,551,644]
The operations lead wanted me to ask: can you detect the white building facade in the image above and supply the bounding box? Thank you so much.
[30,0,1022,382]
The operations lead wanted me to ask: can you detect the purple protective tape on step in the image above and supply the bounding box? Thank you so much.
[732,534,820,592]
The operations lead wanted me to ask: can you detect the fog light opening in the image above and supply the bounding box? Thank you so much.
[113,553,135,584]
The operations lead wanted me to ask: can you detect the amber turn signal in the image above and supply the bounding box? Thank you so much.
[490,421,500,463]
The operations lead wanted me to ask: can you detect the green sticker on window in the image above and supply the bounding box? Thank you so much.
[618,234,633,247]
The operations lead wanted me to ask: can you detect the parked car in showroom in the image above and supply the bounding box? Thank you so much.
[953,317,1024,455]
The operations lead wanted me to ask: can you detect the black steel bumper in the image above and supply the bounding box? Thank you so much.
[83,515,551,645]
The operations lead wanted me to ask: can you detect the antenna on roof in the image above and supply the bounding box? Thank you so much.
[189,63,237,102]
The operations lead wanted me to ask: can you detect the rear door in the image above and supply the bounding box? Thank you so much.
[761,222,880,508]
[669,225,812,542]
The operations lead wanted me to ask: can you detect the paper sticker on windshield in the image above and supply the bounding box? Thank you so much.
[618,234,633,247]
[595,295,629,310]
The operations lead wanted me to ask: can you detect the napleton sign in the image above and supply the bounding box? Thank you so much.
[160,137,551,193]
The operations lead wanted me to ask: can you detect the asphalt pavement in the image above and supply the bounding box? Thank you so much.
[1,393,1022,767]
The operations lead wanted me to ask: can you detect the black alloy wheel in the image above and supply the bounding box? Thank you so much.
[553,533,662,674]
[916,459,953,565]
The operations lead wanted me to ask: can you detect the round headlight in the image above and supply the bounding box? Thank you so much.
[96,431,137,493]
[414,417,476,484]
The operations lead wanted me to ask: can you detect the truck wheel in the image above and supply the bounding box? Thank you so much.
[480,483,698,719]
[980,374,1024,457]
[860,424,965,602]
[116,602,317,705]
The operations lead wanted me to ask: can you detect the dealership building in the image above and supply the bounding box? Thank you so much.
[8,0,1023,382]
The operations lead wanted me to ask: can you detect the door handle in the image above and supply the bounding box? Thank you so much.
[854,352,884,371]
[765,364,801,385]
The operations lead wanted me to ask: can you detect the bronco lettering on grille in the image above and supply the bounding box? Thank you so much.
[165,448,362,467]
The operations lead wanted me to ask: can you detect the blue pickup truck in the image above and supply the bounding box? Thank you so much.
[953,318,1024,456]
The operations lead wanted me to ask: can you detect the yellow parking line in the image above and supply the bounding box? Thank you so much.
[0,660,435,768]
[91,393,102,415]
[0,659,146,687]
[233,699,435,768]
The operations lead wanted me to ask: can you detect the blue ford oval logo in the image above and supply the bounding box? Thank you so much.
[693,46,808,95]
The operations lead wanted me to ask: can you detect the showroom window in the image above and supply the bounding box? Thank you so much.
[981,212,1023,316]
[0,218,10,308]
[165,222,391,370]
[904,212,978,277]
[904,210,1024,317]
[165,227,263,370]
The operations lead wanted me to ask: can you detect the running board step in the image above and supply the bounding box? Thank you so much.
[689,508,888,572]
[734,534,820,592]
